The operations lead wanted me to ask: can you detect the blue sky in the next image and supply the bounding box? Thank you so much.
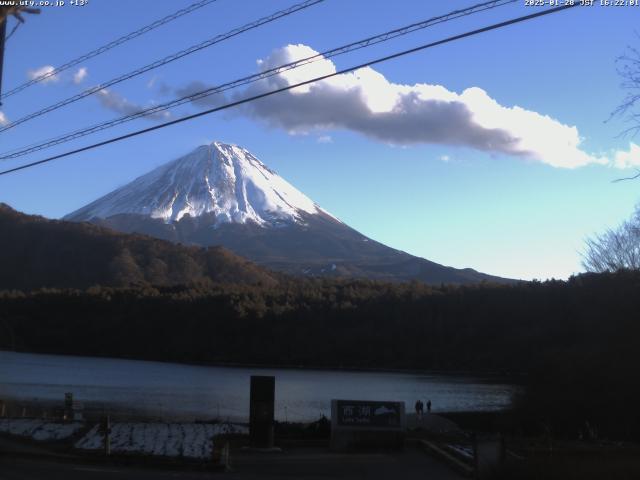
[1,0,639,280]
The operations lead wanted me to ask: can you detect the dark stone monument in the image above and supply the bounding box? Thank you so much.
[249,375,275,448]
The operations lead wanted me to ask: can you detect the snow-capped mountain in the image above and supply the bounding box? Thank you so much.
[66,141,508,285]
[67,141,335,227]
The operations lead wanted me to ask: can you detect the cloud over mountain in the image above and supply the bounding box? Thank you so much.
[235,44,633,169]
[96,88,170,122]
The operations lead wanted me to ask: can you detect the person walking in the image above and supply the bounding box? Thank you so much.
[414,399,424,420]
[426,399,432,414]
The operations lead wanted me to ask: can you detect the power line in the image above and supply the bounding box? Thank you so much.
[0,0,220,101]
[0,4,579,177]
[0,0,517,160]
[0,0,325,134]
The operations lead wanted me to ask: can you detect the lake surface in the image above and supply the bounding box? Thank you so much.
[0,351,516,422]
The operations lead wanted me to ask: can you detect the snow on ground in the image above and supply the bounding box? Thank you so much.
[0,418,84,441]
[75,422,247,460]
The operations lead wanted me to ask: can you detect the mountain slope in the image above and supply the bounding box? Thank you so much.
[66,141,509,285]
[0,204,278,291]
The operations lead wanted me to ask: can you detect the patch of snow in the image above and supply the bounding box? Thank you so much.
[75,424,102,449]
[0,418,83,441]
[74,422,247,460]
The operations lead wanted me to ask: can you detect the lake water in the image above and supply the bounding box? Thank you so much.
[0,351,516,422]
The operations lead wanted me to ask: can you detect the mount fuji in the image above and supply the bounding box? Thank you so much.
[65,142,506,284]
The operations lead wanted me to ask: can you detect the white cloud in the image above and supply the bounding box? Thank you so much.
[73,67,88,85]
[0,111,8,126]
[96,88,170,122]
[27,65,59,83]
[613,142,640,169]
[236,44,634,169]
[440,155,450,162]
[317,135,333,144]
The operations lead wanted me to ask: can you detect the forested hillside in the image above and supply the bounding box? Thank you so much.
[0,204,278,290]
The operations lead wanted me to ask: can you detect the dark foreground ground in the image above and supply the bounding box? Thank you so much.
[0,446,464,480]
[4,411,640,480]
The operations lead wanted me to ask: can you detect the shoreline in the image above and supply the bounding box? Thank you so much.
[0,395,510,426]
[0,395,512,425]
[0,348,525,384]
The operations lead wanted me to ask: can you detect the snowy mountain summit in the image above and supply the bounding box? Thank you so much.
[66,141,331,226]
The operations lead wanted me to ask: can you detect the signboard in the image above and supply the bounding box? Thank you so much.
[330,399,405,451]
[336,400,402,428]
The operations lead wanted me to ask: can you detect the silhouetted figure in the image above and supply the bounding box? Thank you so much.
[426,400,432,413]
[415,400,424,420]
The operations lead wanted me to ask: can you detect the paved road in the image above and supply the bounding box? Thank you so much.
[0,447,464,480]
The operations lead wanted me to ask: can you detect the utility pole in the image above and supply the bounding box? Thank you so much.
[0,7,40,105]
[0,18,6,106]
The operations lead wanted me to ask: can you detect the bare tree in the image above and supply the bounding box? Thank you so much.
[587,45,640,271]
[612,42,640,138]
[582,206,640,272]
